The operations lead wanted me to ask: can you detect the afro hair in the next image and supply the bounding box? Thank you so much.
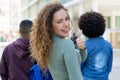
[78,11,106,38]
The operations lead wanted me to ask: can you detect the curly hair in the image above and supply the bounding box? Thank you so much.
[78,11,106,38]
[30,2,67,71]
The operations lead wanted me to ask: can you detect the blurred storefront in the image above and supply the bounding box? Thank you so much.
[0,0,20,32]
[0,0,20,42]
[110,30,120,48]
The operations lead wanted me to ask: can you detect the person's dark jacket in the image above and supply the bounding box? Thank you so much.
[0,38,34,80]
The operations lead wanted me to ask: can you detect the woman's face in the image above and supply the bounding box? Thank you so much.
[52,9,70,38]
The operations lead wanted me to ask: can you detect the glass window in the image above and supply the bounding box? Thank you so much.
[105,16,111,28]
[115,16,120,28]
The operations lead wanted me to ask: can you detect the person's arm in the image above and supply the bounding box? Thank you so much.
[76,30,87,61]
[79,49,87,62]
[63,40,83,80]
[0,48,9,80]
[107,47,113,73]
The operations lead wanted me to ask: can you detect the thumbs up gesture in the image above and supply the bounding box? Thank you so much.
[76,30,86,50]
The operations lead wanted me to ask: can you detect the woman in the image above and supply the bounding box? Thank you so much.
[30,2,87,80]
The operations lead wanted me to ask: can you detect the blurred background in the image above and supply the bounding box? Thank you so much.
[0,0,120,80]
[0,0,120,48]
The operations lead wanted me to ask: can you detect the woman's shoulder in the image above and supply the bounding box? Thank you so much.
[61,38,74,46]
[59,39,76,51]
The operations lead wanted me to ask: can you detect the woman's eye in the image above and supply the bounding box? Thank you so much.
[57,21,61,24]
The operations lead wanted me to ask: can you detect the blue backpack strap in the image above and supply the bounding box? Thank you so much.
[29,64,44,80]
[46,70,53,80]
[42,69,53,80]
[29,64,53,80]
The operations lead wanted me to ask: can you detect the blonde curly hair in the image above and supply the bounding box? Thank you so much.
[30,2,67,71]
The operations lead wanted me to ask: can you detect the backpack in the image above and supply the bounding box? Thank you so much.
[29,64,53,80]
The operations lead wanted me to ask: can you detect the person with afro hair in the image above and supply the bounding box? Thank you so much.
[77,11,113,80]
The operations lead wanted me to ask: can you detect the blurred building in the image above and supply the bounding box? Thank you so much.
[20,0,71,19]
[0,1,10,32]
[0,0,20,42]
[0,0,20,33]
[9,0,21,31]
[20,0,120,48]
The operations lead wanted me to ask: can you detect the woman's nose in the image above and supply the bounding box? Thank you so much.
[64,21,69,27]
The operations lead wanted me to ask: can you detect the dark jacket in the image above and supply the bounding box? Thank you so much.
[0,38,34,80]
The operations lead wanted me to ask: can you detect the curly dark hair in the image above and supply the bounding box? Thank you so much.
[30,2,67,71]
[78,11,106,38]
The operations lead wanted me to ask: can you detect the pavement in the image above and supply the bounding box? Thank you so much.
[0,42,120,80]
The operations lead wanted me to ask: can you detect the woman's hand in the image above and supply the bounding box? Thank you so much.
[76,30,86,50]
